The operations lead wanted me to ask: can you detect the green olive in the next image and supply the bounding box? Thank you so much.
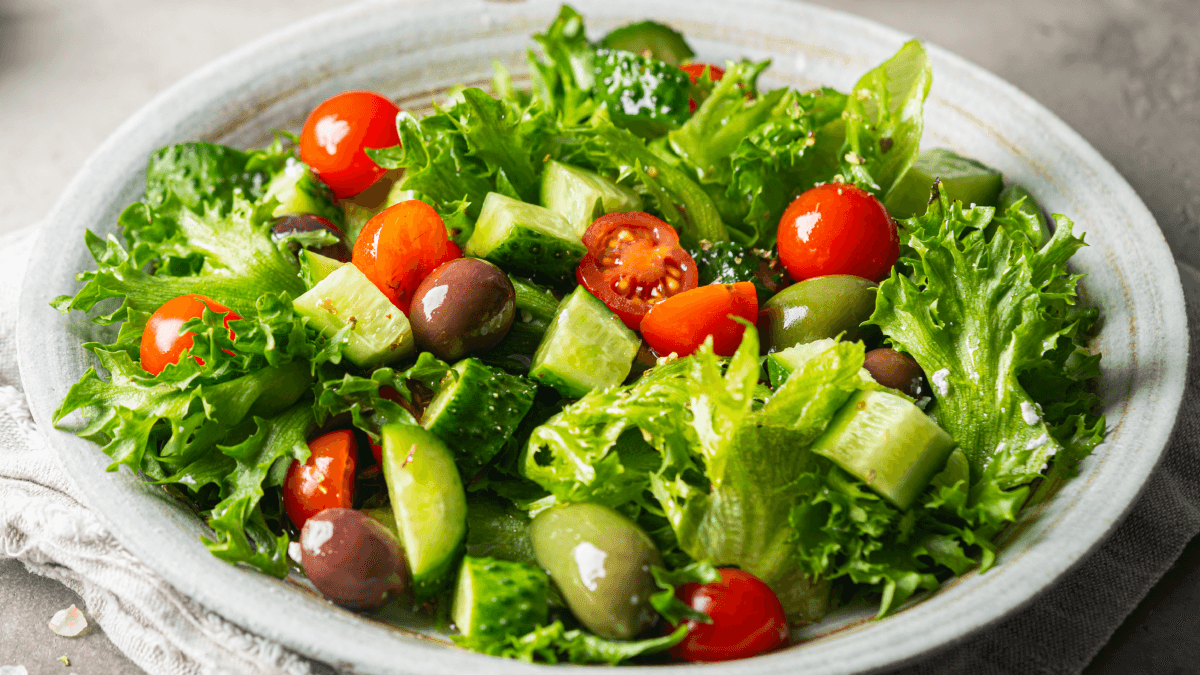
[529,503,660,639]
[761,275,877,352]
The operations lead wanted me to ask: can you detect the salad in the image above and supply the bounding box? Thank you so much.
[52,5,1105,666]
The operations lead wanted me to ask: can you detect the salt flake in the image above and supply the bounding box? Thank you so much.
[931,368,950,397]
[1020,400,1042,426]
[48,605,88,637]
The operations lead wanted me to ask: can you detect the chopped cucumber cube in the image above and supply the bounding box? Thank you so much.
[541,160,642,237]
[381,423,467,601]
[422,358,537,476]
[598,20,695,66]
[465,192,586,278]
[529,286,640,397]
[885,149,1004,219]
[293,263,413,367]
[452,556,548,638]
[809,389,956,510]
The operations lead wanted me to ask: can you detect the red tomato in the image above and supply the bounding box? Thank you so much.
[299,90,400,200]
[352,200,458,314]
[139,295,240,375]
[576,212,699,330]
[777,182,899,283]
[284,430,358,531]
[680,63,726,113]
[670,568,790,663]
[641,282,758,357]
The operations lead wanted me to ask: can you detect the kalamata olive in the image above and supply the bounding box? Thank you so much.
[272,214,351,262]
[529,503,661,639]
[863,348,927,398]
[761,275,877,352]
[300,508,408,610]
[410,258,515,361]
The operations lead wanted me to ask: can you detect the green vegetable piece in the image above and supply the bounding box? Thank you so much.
[293,263,414,367]
[761,275,877,353]
[510,276,560,326]
[422,358,537,477]
[594,49,692,137]
[529,286,640,397]
[380,423,467,601]
[691,240,788,304]
[465,496,537,566]
[930,447,970,491]
[540,160,642,237]
[997,184,1052,245]
[262,159,344,227]
[598,20,695,66]
[453,556,549,639]
[884,149,1004,219]
[809,389,956,510]
[465,192,586,279]
[530,503,662,639]
[298,249,345,288]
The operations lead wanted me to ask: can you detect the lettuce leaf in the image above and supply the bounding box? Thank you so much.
[454,621,686,665]
[867,187,1105,487]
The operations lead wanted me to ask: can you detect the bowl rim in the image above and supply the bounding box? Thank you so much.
[18,0,1189,673]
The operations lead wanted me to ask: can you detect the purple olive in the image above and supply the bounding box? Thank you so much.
[300,508,408,609]
[409,258,515,361]
[863,348,927,398]
[272,214,351,262]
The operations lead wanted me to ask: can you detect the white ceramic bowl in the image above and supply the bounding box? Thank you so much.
[18,1,1188,673]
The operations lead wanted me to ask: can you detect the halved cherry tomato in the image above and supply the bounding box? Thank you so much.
[777,182,899,283]
[352,200,458,314]
[640,282,758,357]
[284,430,358,531]
[576,212,698,330]
[680,63,726,113]
[669,568,789,663]
[139,294,240,375]
[299,90,400,200]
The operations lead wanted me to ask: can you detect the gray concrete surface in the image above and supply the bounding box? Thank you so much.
[0,0,1197,673]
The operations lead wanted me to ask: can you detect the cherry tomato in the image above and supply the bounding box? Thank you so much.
[299,90,400,200]
[776,182,899,283]
[352,200,458,314]
[670,568,789,663]
[576,212,699,330]
[284,430,358,531]
[139,294,240,375]
[640,282,758,357]
[680,63,726,113]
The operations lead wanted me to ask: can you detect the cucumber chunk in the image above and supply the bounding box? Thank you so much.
[809,390,955,510]
[465,496,537,566]
[381,423,467,601]
[422,358,537,476]
[599,20,695,66]
[263,159,344,227]
[293,263,414,367]
[529,286,640,397]
[299,250,346,288]
[452,556,549,638]
[541,160,643,237]
[465,192,586,278]
[885,149,1004,219]
[510,276,561,326]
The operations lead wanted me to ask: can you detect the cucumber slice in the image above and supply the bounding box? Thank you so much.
[809,390,956,510]
[465,496,537,566]
[299,250,346,288]
[422,358,537,476]
[465,192,586,278]
[381,423,467,601]
[293,263,414,368]
[599,20,695,66]
[263,159,344,227]
[529,286,640,397]
[452,556,549,638]
[885,149,1004,219]
[541,161,643,237]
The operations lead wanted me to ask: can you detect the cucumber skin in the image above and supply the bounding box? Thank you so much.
[422,359,537,477]
[473,225,586,279]
[381,424,468,602]
[452,556,549,638]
